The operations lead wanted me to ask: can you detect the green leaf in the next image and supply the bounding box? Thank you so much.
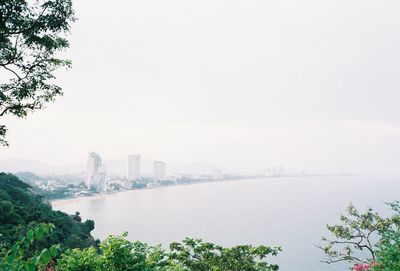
[26,230,34,242]
[24,262,36,271]
[39,249,51,265]
[49,245,58,257]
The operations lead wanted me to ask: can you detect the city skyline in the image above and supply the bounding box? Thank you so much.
[88,152,169,181]
[0,153,370,177]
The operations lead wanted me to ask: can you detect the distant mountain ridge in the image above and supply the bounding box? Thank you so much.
[0,158,86,175]
[0,158,54,175]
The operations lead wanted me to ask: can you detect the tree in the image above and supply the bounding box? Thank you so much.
[320,203,400,269]
[56,234,281,271]
[0,0,75,146]
[169,238,281,271]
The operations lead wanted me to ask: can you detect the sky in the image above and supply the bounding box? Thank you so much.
[1,0,400,175]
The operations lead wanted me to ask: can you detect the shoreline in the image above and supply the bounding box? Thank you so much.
[51,174,354,208]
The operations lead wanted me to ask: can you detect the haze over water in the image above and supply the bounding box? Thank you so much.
[53,176,399,271]
[2,0,400,176]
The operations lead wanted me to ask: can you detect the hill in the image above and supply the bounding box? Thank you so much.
[0,173,96,251]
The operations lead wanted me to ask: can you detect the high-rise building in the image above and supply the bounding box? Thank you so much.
[153,161,166,181]
[86,152,102,191]
[127,154,141,181]
[97,172,106,192]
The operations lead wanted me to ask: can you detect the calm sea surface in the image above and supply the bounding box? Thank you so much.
[52,176,400,271]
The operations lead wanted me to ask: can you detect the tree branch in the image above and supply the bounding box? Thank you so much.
[0,64,22,80]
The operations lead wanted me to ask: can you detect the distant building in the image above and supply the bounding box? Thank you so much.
[213,169,222,180]
[278,165,285,176]
[86,152,103,191]
[269,166,278,177]
[153,161,166,181]
[97,172,107,192]
[147,182,160,189]
[127,154,141,181]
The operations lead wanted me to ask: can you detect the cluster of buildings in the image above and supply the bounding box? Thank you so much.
[86,152,167,192]
[265,165,285,177]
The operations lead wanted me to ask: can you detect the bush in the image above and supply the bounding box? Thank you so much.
[57,234,280,271]
[0,223,59,271]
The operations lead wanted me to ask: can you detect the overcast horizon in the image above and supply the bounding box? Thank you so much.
[1,0,400,175]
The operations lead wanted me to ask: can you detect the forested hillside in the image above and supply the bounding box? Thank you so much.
[0,173,96,251]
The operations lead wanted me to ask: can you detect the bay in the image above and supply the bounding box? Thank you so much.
[52,176,399,271]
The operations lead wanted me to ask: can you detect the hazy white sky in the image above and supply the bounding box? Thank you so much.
[2,0,400,174]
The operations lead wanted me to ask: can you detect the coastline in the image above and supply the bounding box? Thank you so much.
[51,180,231,207]
[51,177,268,207]
[51,174,353,208]
[51,193,110,207]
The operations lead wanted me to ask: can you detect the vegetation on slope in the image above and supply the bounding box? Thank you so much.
[0,173,96,252]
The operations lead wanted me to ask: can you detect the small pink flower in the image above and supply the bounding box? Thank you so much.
[353,263,371,271]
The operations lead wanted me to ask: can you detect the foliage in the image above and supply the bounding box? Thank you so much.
[320,202,400,269]
[371,202,400,270]
[0,223,59,271]
[373,230,400,270]
[169,238,281,271]
[14,172,45,184]
[57,234,280,271]
[55,247,101,271]
[318,201,400,270]
[0,173,96,252]
[0,0,75,146]
[38,186,74,200]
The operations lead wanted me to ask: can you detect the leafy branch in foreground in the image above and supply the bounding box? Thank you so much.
[0,0,75,146]
[0,223,59,271]
[319,202,400,269]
